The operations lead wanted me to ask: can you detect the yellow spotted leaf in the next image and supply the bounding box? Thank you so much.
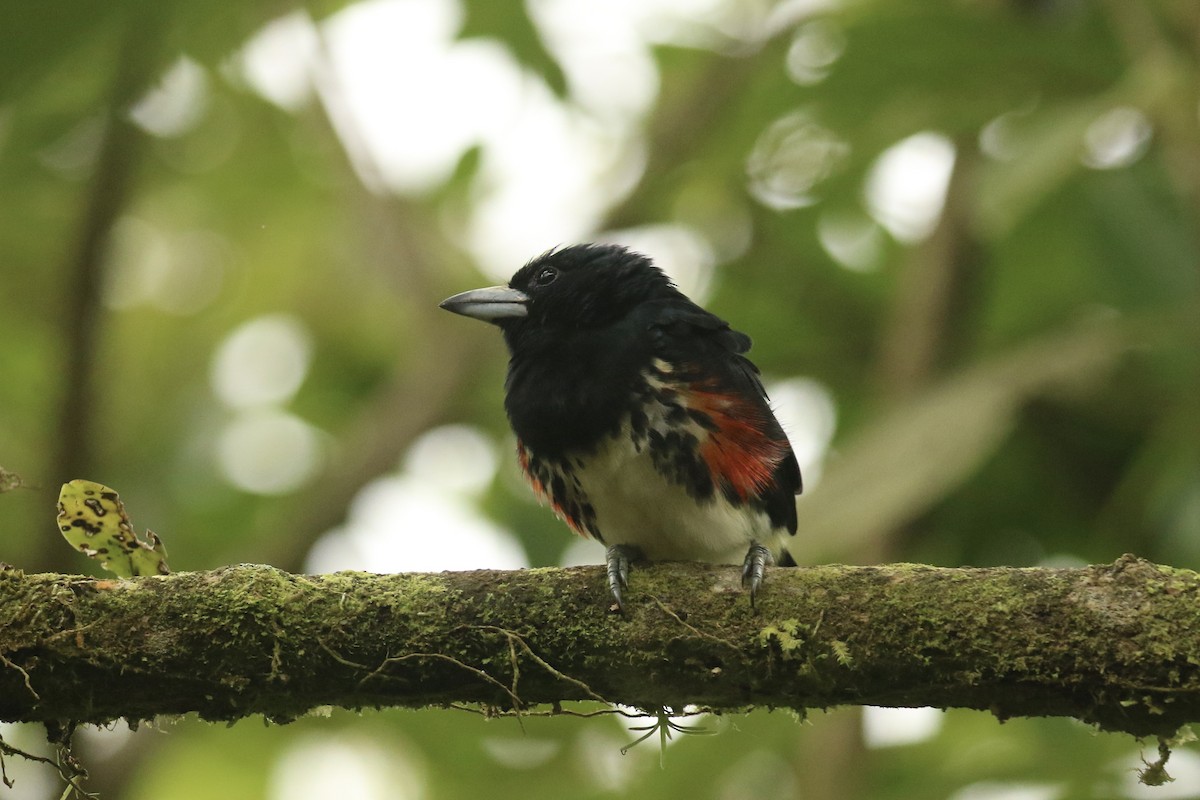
[56,480,169,578]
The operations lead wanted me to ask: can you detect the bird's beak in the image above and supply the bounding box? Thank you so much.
[439,285,530,323]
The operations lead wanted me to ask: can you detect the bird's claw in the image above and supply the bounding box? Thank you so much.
[741,542,774,608]
[606,544,641,612]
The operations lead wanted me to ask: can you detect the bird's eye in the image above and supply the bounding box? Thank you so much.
[534,266,558,287]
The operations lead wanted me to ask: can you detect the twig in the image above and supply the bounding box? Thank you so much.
[0,733,96,799]
[471,625,611,704]
[0,654,40,701]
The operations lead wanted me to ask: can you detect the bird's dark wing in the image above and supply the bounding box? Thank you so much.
[644,300,802,534]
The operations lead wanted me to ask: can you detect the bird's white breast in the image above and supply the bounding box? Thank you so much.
[567,364,778,564]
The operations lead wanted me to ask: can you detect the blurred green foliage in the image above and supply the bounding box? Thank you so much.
[1,0,1198,798]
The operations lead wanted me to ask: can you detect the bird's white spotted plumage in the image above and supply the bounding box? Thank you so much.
[520,365,785,564]
[572,422,780,564]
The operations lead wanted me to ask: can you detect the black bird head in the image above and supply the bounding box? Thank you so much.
[439,244,682,338]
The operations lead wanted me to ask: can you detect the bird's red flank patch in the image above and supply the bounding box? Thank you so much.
[686,384,790,502]
[517,441,589,536]
[516,441,550,503]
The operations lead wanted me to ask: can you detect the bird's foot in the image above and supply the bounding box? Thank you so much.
[606,544,642,612]
[740,542,774,608]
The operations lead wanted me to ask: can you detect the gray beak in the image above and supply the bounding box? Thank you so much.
[439,285,530,323]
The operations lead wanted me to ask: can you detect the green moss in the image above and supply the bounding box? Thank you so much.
[758,619,804,653]
[4,559,1200,737]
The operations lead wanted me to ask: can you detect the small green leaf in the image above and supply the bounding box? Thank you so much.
[56,480,169,578]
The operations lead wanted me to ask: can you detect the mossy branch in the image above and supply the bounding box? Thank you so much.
[1,556,1197,739]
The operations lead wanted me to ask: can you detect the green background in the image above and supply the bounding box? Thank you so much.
[1,0,1198,797]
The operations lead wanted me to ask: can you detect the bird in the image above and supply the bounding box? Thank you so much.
[440,244,801,610]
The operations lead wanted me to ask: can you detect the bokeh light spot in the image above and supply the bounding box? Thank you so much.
[602,224,716,303]
[238,11,320,111]
[308,474,527,573]
[866,131,956,243]
[817,210,885,272]
[748,111,849,210]
[767,377,837,487]
[786,19,845,85]
[211,314,312,409]
[1082,106,1152,170]
[216,409,323,495]
[402,424,499,496]
[129,56,209,138]
[104,217,228,315]
[269,733,426,800]
[862,706,944,748]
